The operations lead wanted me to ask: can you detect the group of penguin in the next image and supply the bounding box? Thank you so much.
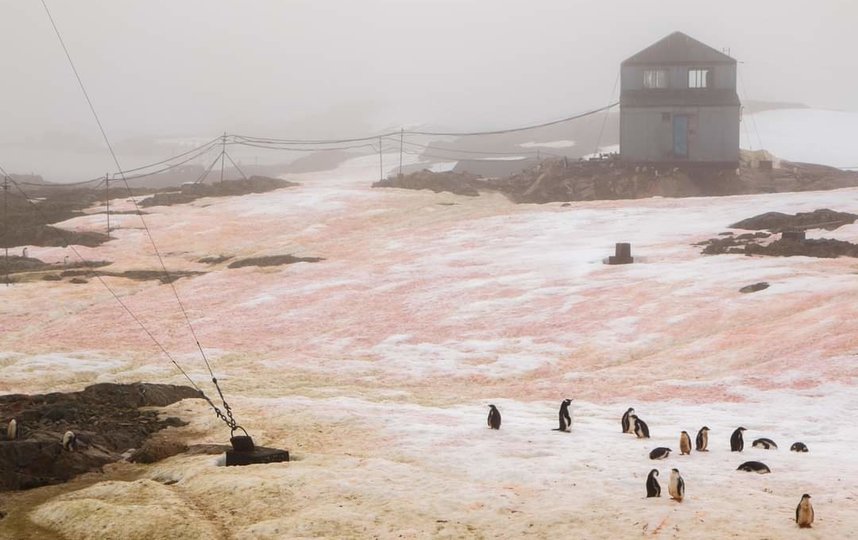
[485,403,816,529]
[5,418,77,451]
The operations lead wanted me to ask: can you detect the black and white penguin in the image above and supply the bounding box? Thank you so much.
[487,405,501,430]
[737,461,771,474]
[630,415,650,439]
[649,447,671,460]
[6,419,16,441]
[668,468,684,502]
[752,437,778,450]
[552,399,572,432]
[621,407,635,434]
[695,426,710,451]
[790,442,809,453]
[796,494,814,528]
[730,427,747,452]
[679,431,692,455]
[62,430,77,452]
[646,469,661,498]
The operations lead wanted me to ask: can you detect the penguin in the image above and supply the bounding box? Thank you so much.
[752,437,778,450]
[795,494,814,528]
[62,430,77,452]
[695,426,710,451]
[730,427,747,452]
[679,431,692,455]
[668,468,684,502]
[737,461,771,474]
[621,407,635,434]
[649,447,671,460]
[6,419,16,441]
[790,442,809,453]
[487,404,501,430]
[630,415,650,439]
[645,469,661,498]
[552,399,572,432]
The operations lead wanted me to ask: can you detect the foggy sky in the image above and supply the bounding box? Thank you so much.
[1,0,856,180]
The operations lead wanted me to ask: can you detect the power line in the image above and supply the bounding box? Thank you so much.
[40,0,239,431]
[593,70,620,156]
[405,102,618,137]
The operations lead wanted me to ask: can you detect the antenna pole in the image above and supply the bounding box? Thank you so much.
[105,172,110,237]
[219,132,226,184]
[3,176,8,286]
[378,136,383,182]
[399,128,404,177]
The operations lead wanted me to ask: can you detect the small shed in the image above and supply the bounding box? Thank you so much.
[620,32,740,166]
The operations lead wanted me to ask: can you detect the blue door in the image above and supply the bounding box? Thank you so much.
[673,114,688,158]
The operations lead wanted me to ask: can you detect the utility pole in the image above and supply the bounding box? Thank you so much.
[105,173,110,237]
[3,176,8,286]
[218,132,227,184]
[399,128,404,177]
[378,136,383,182]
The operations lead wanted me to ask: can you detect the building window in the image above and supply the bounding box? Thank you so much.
[643,69,668,89]
[661,112,671,122]
[688,68,710,88]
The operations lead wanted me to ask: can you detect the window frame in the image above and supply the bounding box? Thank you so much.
[687,68,711,89]
[643,68,669,89]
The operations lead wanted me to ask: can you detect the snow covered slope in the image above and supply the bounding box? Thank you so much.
[1,153,857,538]
[742,108,858,169]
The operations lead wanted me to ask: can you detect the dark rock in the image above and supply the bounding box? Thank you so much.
[228,254,324,269]
[730,209,858,232]
[139,176,297,208]
[199,255,233,265]
[0,383,202,491]
[740,282,770,293]
[373,170,482,197]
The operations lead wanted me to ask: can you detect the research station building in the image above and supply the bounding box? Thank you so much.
[619,32,740,166]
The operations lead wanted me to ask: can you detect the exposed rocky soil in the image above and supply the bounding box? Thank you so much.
[730,209,858,232]
[373,152,858,204]
[1,256,200,285]
[139,176,298,207]
[698,209,858,258]
[227,254,324,269]
[0,383,202,491]
[373,170,482,197]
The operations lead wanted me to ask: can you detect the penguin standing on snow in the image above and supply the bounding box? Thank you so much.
[487,405,501,430]
[679,431,692,455]
[62,430,77,452]
[645,469,661,497]
[6,419,17,441]
[552,399,572,432]
[630,415,650,438]
[731,427,747,452]
[796,494,814,528]
[621,407,635,433]
[695,426,710,451]
[668,469,685,502]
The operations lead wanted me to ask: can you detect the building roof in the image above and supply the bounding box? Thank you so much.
[621,88,740,108]
[622,32,735,66]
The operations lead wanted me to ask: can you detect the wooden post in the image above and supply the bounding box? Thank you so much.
[219,132,226,183]
[379,136,383,182]
[3,176,8,286]
[105,173,110,237]
[399,128,404,177]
